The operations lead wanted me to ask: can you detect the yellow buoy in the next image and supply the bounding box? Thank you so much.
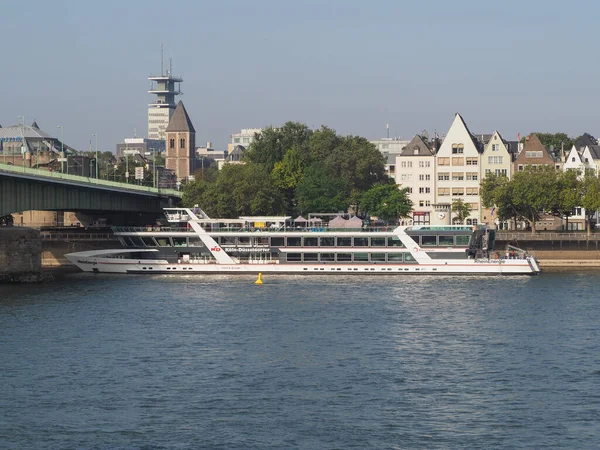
[254,273,263,285]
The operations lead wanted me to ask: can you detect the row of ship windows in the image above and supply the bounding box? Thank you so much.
[285,252,417,263]
[120,234,471,248]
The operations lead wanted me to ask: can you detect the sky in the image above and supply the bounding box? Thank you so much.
[1,0,598,152]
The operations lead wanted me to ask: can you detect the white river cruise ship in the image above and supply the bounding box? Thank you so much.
[66,208,541,275]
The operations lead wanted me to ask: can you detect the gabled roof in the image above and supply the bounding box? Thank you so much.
[399,134,435,157]
[586,145,600,160]
[575,133,596,150]
[31,120,40,129]
[165,101,195,133]
[505,141,520,155]
[454,113,483,153]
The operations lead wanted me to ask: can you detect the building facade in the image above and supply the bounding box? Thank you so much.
[116,138,165,157]
[148,61,183,140]
[435,113,482,225]
[227,128,262,154]
[165,101,196,180]
[395,135,436,225]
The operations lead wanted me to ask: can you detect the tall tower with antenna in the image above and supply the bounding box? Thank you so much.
[148,45,183,140]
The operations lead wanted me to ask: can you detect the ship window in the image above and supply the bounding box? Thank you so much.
[303,253,318,262]
[404,253,417,263]
[336,237,352,247]
[271,237,284,247]
[303,237,318,247]
[421,235,437,246]
[319,237,335,247]
[354,253,369,262]
[122,237,135,247]
[389,236,405,247]
[129,237,145,247]
[439,235,454,246]
[156,238,172,247]
[371,237,386,247]
[141,237,157,247]
[354,237,369,247]
[188,237,203,247]
[388,253,403,262]
[286,253,302,262]
[287,237,302,247]
[320,253,335,262]
[455,235,470,246]
[371,253,386,262]
[336,253,352,262]
[173,237,187,247]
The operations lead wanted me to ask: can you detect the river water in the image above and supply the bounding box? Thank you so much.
[1,271,599,449]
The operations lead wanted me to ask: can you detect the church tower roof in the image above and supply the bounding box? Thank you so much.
[165,100,195,133]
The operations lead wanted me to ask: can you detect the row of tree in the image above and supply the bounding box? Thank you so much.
[481,166,600,234]
[182,122,413,221]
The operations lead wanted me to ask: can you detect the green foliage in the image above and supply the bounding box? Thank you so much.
[580,169,600,234]
[451,199,471,224]
[360,183,412,223]
[184,121,389,217]
[295,164,349,214]
[554,169,581,228]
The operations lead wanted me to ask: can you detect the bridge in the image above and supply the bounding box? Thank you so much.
[0,162,182,218]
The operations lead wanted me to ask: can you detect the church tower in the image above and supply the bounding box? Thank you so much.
[165,100,196,180]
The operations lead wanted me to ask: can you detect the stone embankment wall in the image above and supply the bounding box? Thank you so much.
[42,239,118,267]
[0,228,42,282]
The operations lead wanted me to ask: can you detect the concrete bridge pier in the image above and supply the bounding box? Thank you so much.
[0,227,42,283]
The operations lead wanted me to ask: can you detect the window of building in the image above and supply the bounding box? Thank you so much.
[388,165,395,174]
[488,156,503,164]
[419,200,424,207]
[495,169,508,176]
[400,174,413,181]
[381,144,389,149]
[438,188,450,196]
[466,219,478,226]
[180,138,186,148]
[572,157,576,162]
[418,187,431,194]
[518,165,524,171]
[452,172,464,181]
[466,158,478,165]
[413,148,419,155]
[438,172,450,181]
[452,157,465,166]
[419,160,431,168]
[492,144,500,151]
[466,172,478,181]
[452,187,465,196]
[452,144,464,154]
[419,174,431,181]
[466,187,478,196]
[425,200,431,206]
[169,139,175,149]
[438,157,450,166]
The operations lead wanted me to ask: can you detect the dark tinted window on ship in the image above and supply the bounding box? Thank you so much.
[320,253,335,262]
[388,253,403,262]
[456,235,470,246]
[389,236,404,247]
[320,237,335,247]
[156,238,172,247]
[337,253,352,262]
[404,253,417,263]
[287,237,302,247]
[173,237,187,247]
[142,237,157,247]
[371,237,386,247]
[439,235,454,246]
[286,253,302,262]
[354,253,369,262]
[337,237,352,247]
[421,236,437,246]
[304,253,318,262]
[354,237,369,247]
[130,237,145,247]
[371,253,386,262]
[303,237,318,247]
[271,237,284,247]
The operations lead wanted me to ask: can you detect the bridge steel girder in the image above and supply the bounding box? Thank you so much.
[0,176,176,216]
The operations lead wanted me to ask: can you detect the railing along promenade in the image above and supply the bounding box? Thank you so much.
[40,231,118,241]
[497,231,600,241]
[0,162,182,198]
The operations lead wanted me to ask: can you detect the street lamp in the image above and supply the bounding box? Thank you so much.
[56,125,64,173]
[92,133,98,179]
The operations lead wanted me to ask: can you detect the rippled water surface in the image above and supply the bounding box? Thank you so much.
[1,271,600,449]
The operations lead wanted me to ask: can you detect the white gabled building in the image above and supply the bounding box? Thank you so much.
[394,134,436,225]
[435,113,482,225]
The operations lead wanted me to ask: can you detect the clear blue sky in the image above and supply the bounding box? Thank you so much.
[1,0,597,152]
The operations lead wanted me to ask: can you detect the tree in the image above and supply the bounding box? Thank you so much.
[182,179,211,208]
[360,183,412,224]
[554,169,581,230]
[579,169,600,235]
[295,163,349,214]
[245,122,312,171]
[480,173,519,227]
[451,199,471,224]
[511,166,559,233]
